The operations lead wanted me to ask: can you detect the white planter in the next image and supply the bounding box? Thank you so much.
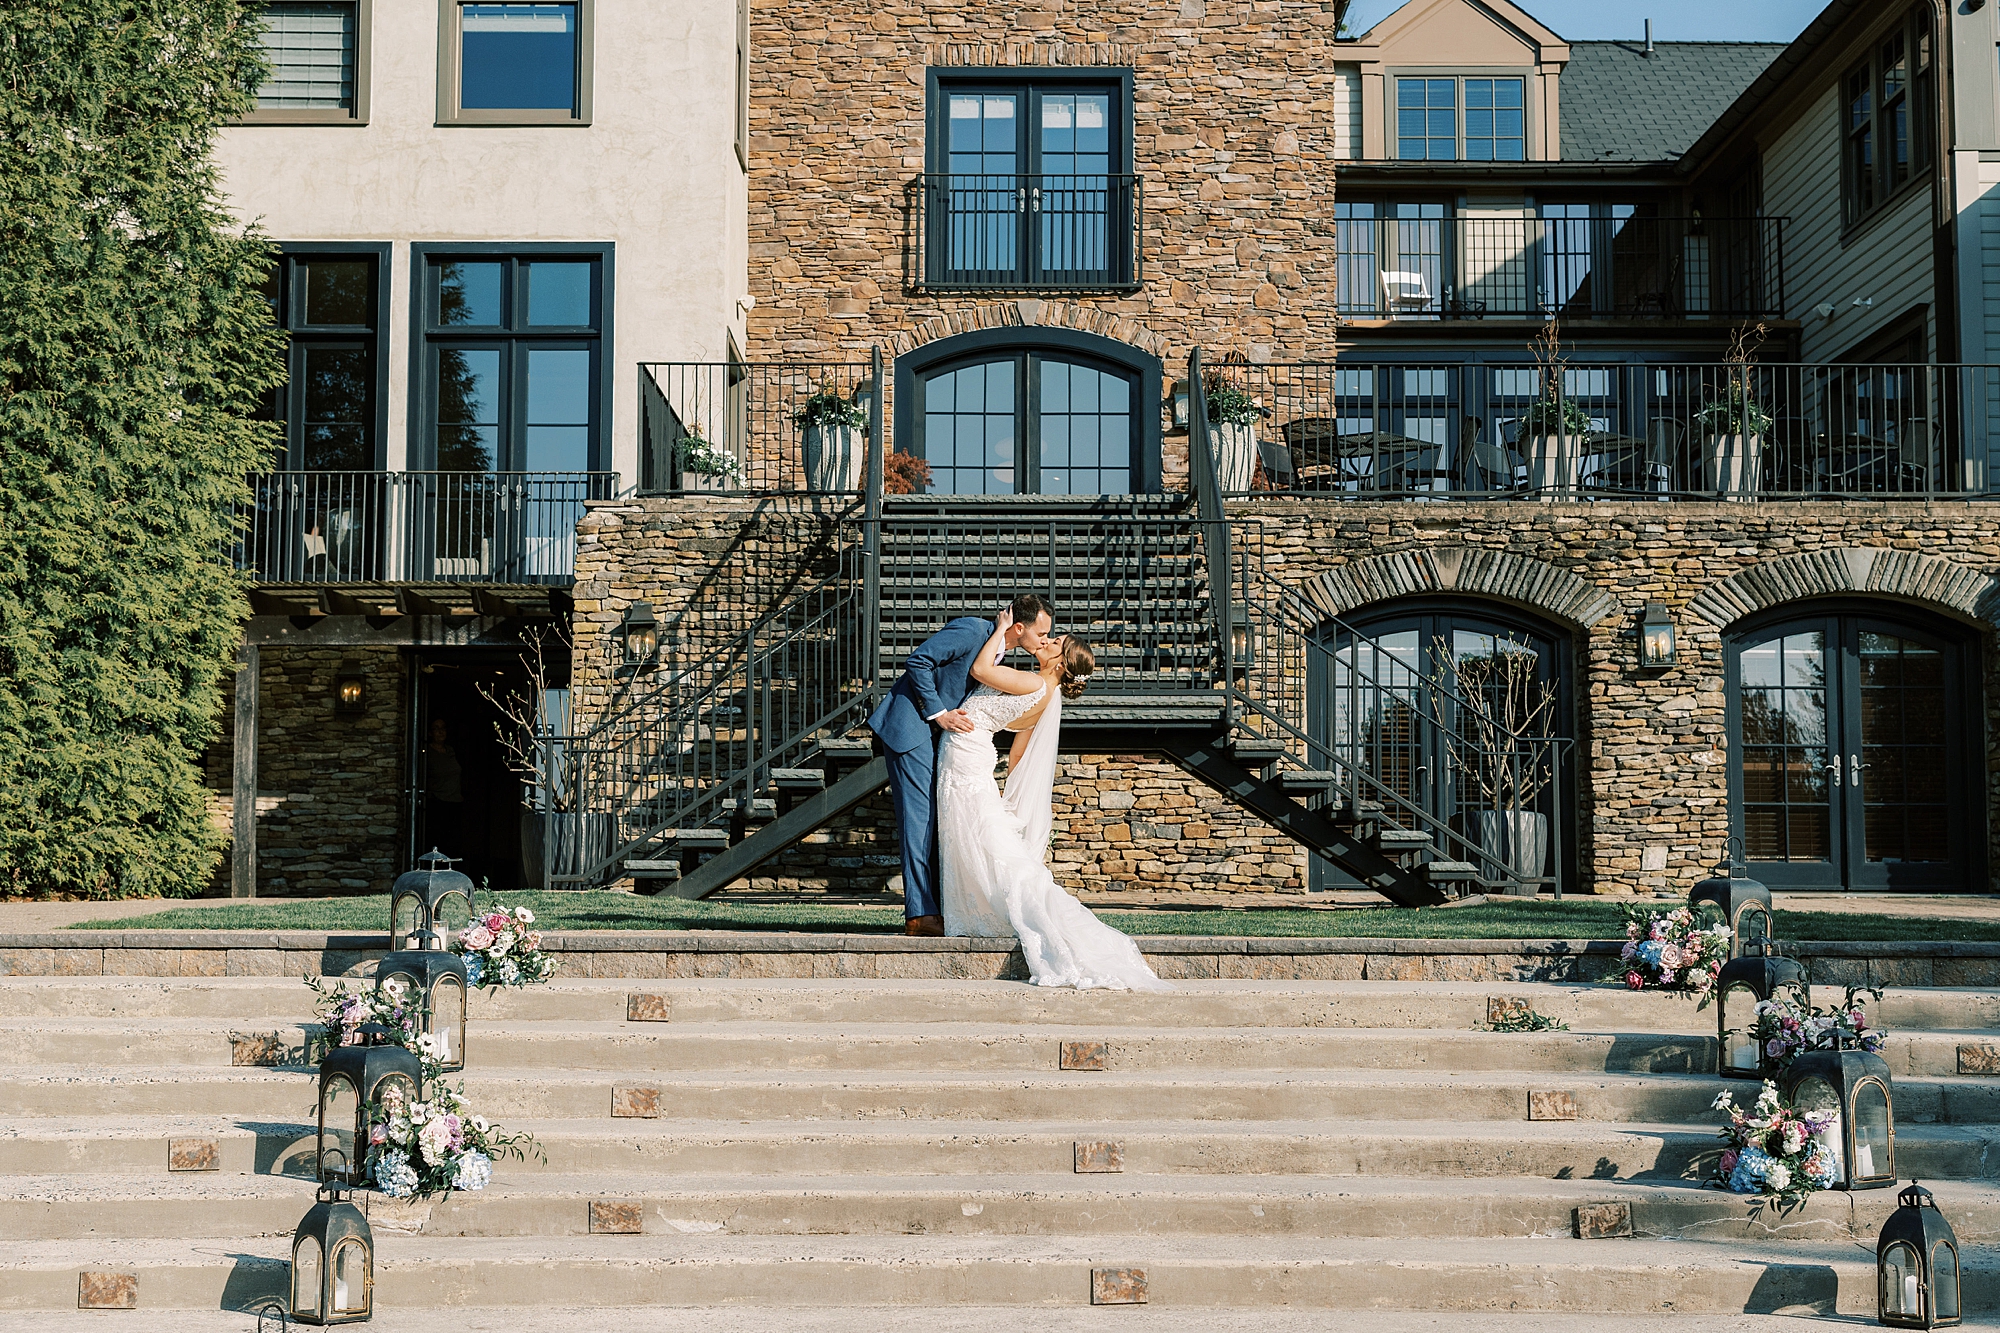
[1702,433,1762,499]
[1526,435,1581,499]
[803,422,864,492]
[1212,420,1258,492]
[1478,808,1549,893]
[679,469,734,493]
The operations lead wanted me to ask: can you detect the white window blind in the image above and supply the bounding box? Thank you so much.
[257,3,355,109]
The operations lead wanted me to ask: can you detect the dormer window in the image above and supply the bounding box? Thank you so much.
[1396,76,1525,161]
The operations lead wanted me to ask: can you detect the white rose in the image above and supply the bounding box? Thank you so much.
[1765,1163,1791,1190]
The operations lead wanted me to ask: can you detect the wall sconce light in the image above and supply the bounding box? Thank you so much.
[1169,379,1191,428]
[333,664,366,714]
[1638,602,1677,669]
[622,602,659,669]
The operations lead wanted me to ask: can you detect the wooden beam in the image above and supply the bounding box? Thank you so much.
[472,587,542,620]
[318,588,373,617]
[395,588,456,619]
[248,589,317,618]
[230,644,259,899]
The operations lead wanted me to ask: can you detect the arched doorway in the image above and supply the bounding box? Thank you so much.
[893,327,1163,494]
[1309,600,1575,893]
[1726,603,1979,891]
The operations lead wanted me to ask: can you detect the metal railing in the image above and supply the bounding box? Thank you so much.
[639,359,878,495]
[1209,362,2000,500]
[235,471,619,584]
[1338,215,1783,320]
[907,173,1143,292]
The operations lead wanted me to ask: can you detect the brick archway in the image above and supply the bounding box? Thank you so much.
[1297,549,1619,630]
[1687,548,2000,629]
[890,300,1169,363]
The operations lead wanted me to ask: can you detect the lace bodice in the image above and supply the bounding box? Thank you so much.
[960,683,1047,735]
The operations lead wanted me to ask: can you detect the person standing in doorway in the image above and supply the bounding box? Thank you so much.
[425,717,466,861]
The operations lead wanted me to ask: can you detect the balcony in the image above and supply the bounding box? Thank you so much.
[235,471,620,585]
[906,173,1143,293]
[1209,362,1999,501]
[1338,215,1784,321]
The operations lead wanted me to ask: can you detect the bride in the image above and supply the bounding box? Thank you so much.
[935,606,1170,991]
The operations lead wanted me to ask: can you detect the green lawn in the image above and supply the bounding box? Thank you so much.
[64,893,1985,942]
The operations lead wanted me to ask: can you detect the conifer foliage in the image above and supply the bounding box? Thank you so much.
[0,3,283,896]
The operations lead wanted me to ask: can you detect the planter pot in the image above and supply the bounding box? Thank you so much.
[1526,435,1581,500]
[521,809,607,888]
[1701,433,1762,499]
[802,423,864,492]
[1478,808,1549,893]
[1212,420,1258,492]
[679,469,734,493]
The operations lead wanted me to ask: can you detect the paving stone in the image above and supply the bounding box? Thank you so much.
[627,993,672,1022]
[167,1138,220,1172]
[1061,1041,1108,1071]
[1074,1141,1125,1173]
[1529,1090,1579,1121]
[611,1086,661,1118]
[1958,1044,2000,1076]
[230,1032,286,1067]
[1573,1202,1633,1239]
[590,1201,644,1234]
[76,1273,136,1310]
[1091,1267,1148,1305]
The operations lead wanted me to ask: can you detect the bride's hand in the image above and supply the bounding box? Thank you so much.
[994,605,1014,634]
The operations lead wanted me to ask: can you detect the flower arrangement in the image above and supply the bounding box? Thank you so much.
[1202,372,1264,427]
[1740,985,1886,1072]
[450,904,557,989]
[678,429,741,482]
[1621,906,1733,1002]
[306,975,420,1054]
[795,381,868,432]
[362,1076,540,1199]
[1711,1081,1842,1206]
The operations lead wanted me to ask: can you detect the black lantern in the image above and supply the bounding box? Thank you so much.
[1716,938,1810,1079]
[1638,602,1678,668]
[333,664,366,715]
[389,850,475,952]
[316,1024,421,1186]
[1784,1034,1896,1190]
[375,931,470,1072]
[290,1185,373,1324]
[1688,841,1773,959]
[622,602,659,668]
[1879,1181,1962,1327]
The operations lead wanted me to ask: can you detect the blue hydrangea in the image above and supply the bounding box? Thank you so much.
[464,956,484,988]
[452,1150,492,1192]
[373,1148,418,1199]
[1727,1145,1774,1194]
[1803,1143,1841,1188]
[1635,939,1665,967]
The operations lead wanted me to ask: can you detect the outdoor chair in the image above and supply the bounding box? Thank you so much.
[1257,439,1297,491]
[1381,270,1434,317]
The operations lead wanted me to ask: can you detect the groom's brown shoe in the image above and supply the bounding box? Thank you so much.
[904,915,945,937]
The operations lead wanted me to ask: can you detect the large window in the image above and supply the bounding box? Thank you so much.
[437,1,594,126]
[1842,7,1933,227]
[922,70,1137,290]
[1396,76,1524,161]
[259,245,389,469]
[244,1,370,124]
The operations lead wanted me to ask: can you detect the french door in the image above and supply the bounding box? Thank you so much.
[1729,612,1970,890]
[914,350,1137,495]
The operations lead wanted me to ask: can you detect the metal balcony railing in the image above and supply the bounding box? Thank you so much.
[1337,215,1784,320]
[1205,362,2000,501]
[907,173,1143,292]
[235,471,619,584]
[639,357,880,496]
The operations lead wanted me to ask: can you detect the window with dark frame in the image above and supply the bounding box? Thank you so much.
[1842,6,1934,228]
[258,249,385,470]
[438,1,593,126]
[246,1,369,124]
[1396,76,1524,162]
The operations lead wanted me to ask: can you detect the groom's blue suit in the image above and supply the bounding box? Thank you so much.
[867,616,996,921]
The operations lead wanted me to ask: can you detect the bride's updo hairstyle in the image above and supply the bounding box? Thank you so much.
[1058,638,1096,700]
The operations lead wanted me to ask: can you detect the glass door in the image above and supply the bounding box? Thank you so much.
[915,351,1136,495]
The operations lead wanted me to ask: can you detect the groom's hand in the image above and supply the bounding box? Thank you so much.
[935,709,975,734]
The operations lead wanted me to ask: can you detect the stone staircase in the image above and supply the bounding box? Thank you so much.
[4,975,1996,1320]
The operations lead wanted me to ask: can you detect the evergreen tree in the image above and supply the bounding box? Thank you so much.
[0,3,283,896]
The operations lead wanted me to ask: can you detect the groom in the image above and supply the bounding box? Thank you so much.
[869,593,1055,936]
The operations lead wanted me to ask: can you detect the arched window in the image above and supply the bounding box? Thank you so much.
[893,328,1162,494]
[1726,603,1976,890]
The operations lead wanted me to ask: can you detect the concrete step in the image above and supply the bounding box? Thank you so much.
[6,1065,1997,1125]
[7,977,1992,1033]
[3,1233,1993,1314]
[7,1170,1998,1246]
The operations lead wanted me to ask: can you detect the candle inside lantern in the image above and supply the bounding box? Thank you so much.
[1729,1038,1760,1069]
[334,1267,349,1309]
[1857,1139,1875,1178]
[1902,1272,1919,1312]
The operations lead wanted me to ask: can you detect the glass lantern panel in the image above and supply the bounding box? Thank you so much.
[318,1075,357,1181]
[291,1234,323,1318]
[1882,1240,1921,1319]
[435,890,473,941]
[379,968,419,1014]
[1722,984,1763,1071]
[374,1070,417,1115]
[432,974,466,1065]
[331,1238,369,1314]
[1735,903,1772,948]
[391,893,421,948]
[1852,1079,1892,1179]
[1692,900,1727,935]
[1793,1075,1845,1179]
[1933,1243,1960,1321]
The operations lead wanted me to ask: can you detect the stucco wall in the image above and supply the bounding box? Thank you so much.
[216,1,749,487]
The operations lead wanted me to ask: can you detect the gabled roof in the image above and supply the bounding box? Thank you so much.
[1560,40,1785,162]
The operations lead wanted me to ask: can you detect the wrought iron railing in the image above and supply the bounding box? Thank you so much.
[907,173,1143,292]
[1338,214,1783,320]
[639,357,879,495]
[1207,362,2000,501]
[236,471,619,584]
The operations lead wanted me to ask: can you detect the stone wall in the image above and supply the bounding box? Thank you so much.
[205,647,409,897]
[746,0,1346,364]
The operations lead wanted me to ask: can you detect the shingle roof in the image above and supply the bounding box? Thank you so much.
[1560,40,1786,162]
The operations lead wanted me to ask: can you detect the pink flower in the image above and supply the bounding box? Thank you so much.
[370,1124,388,1145]
[1719,1148,1739,1174]
[1659,944,1684,970]
[464,924,496,951]
[1625,971,1645,991]
[485,913,509,932]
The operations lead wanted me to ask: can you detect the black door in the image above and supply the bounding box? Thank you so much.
[1729,610,1971,890]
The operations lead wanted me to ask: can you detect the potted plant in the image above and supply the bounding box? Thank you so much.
[1695,323,1772,500]
[678,428,741,493]
[1203,371,1265,493]
[795,381,868,492]
[882,449,932,496]
[1439,645,1559,895]
[1520,394,1593,498]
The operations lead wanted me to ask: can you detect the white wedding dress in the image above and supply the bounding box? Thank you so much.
[936,683,1169,991]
